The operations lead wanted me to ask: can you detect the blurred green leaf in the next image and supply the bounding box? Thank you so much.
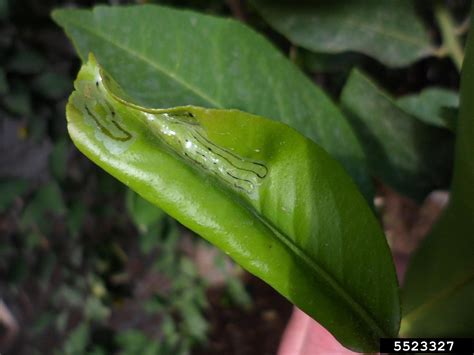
[177,296,208,341]
[39,253,56,282]
[84,297,110,321]
[67,201,86,238]
[213,251,252,307]
[252,0,434,67]
[52,4,373,202]
[143,295,166,314]
[25,231,41,249]
[401,10,474,337]
[226,277,252,308]
[0,0,8,20]
[36,181,66,215]
[89,346,107,355]
[116,330,160,355]
[32,311,55,335]
[138,229,159,254]
[302,51,363,73]
[161,315,179,347]
[397,88,459,131]
[0,179,28,212]
[62,323,90,355]
[153,222,181,270]
[50,138,68,180]
[55,312,69,333]
[180,257,197,278]
[340,69,454,200]
[125,189,165,234]
[3,90,32,116]
[7,49,46,74]
[33,71,71,100]
[57,285,84,307]
[20,181,66,232]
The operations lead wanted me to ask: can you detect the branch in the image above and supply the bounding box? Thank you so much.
[435,2,465,72]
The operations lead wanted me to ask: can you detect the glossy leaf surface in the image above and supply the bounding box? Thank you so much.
[65,55,399,351]
[401,13,474,337]
[340,69,454,201]
[252,0,434,67]
[52,5,373,201]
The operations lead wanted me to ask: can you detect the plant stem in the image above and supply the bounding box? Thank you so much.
[435,2,464,72]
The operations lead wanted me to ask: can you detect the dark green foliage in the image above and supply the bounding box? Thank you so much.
[252,0,434,67]
[340,69,455,201]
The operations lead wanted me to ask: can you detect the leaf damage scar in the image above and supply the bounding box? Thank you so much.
[84,104,132,142]
[159,113,268,194]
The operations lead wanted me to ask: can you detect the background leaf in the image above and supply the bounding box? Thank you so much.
[0,0,8,20]
[0,179,28,212]
[251,0,434,67]
[20,180,66,240]
[301,51,364,74]
[3,90,32,116]
[7,49,46,74]
[64,56,400,351]
[32,71,72,100]
[125,188,165,234]
[401,10,474,337]
[340,69,454,201]
[52,4,373,201]
[49,138,69,180]
[396,88,459,131]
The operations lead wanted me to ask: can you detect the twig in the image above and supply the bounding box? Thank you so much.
[434,2,464,72]
[455,16,471,35]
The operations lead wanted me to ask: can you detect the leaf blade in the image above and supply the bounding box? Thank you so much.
[396,88,459,131]
[401,8,474,336]
[252,0,434,67]
[52,4,373,201]
[340,69,454,201]
[65,55,400,351]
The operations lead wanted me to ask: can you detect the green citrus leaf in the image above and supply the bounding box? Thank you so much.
[64,54,399,352]
[401,10,474,337]
[252,0,434,67]
[341,69,454,201]
[51,4,373,202]
[396,88,459,132]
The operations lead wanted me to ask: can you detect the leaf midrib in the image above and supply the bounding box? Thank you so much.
[251,205,391,340]
[339,17,431,49]
[261,5,432,49]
